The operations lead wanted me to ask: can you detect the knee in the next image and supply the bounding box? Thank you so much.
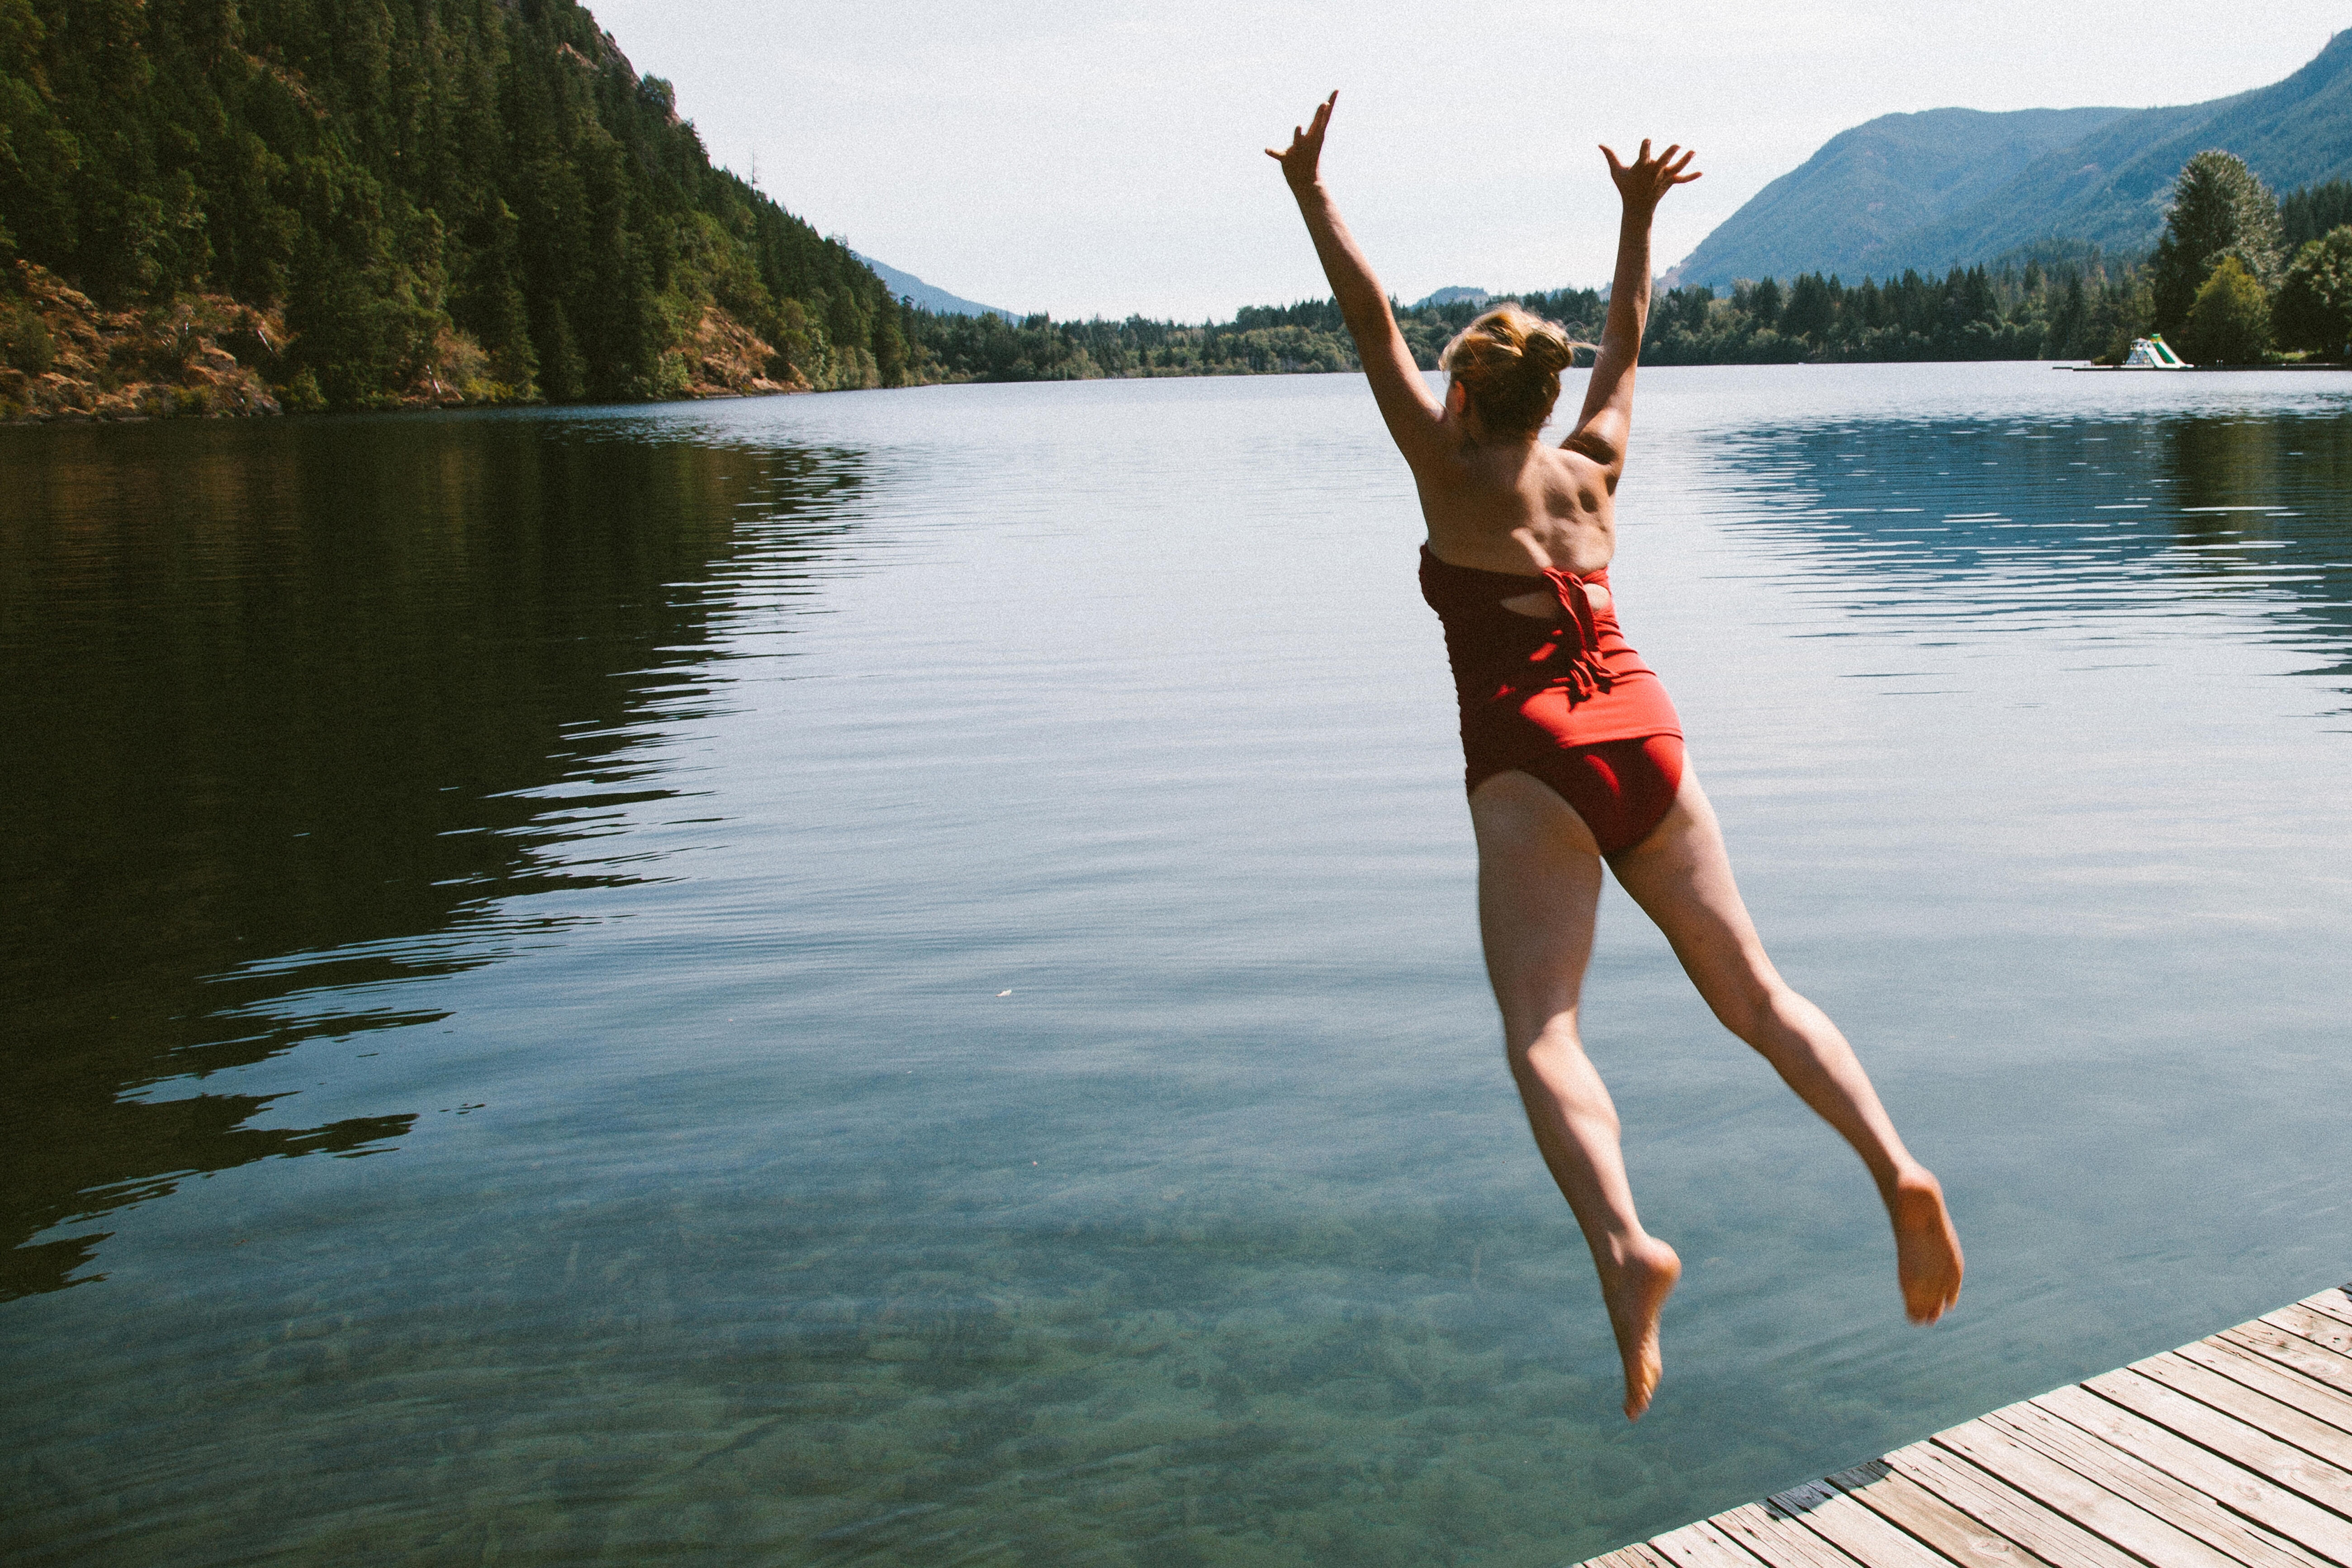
[1707,978,1793,1047]
[1505,1011,1584,1066]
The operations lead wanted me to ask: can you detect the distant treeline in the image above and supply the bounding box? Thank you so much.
[893,263,2133,380]
[902,288,1608,382]
[1641,248,2134,365]
[902,171,2352,382]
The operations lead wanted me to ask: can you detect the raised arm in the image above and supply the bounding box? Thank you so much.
[1267,94,1446,464]
[1564,141,1700,482]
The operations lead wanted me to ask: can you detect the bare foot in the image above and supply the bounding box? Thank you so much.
[1598,1235,1682,1420]
[1888,1167,1963,1324]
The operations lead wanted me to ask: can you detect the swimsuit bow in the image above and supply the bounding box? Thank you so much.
[1528,568,1614,703]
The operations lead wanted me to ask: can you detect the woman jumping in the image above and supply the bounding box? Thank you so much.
[1268,94,1964,1421]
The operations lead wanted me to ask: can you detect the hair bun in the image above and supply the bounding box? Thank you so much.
[1438,305,1576,439]
[1524,329,1574,375]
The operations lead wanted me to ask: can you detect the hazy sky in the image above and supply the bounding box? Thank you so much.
[585,1,2348,321]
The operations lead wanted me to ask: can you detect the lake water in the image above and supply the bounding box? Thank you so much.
[4,364,2350,1566]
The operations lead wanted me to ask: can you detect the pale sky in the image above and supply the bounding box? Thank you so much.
[585,1,2350,322]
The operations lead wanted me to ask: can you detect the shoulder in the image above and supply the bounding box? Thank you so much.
[1404,437,1475,493]
[1538,442,1613,499]
[1556,424,1625,488]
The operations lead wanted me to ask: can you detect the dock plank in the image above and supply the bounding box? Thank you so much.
[1694,1521,1784,1568]
[1608,1544,1685,1568]
[1881,1440,2149,1568]
[2084,1368,2352,1516]
[1572,1286,2352,1568]
[2223,1322,2352,1400]
[2035,1383,2352,1564]
[2131,1351,2352,1462]
[1932,1415,2246,1568]
[1983,1398,2329,1568]
[1710,1503,1869,1568]
[1762,1478,1956,1568]
[2179,1338,2352,1436]
[1600,1546,1681,1568]
[2296,1288,2352,1326]
[2267,1304,2352,1360]
[1654,1519,1772,1568]
[1826,1459,2052,1568]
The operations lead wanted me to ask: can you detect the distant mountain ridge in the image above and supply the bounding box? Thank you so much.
[852,254,1020,320]
[1412,286,1493,308]
[1675,30,2352,287]
[1670,107,2131,287]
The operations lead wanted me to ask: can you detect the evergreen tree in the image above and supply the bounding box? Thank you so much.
[2151,151,2283,334]
[2272,227,2352,355]
[1781,273,1836,342]
[2282,181,2352,251]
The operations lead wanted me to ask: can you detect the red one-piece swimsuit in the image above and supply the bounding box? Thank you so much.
[1419,545,1685,855]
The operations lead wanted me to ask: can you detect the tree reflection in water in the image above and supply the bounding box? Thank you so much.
[1702,405,2352,696]
[0,412,868,1299]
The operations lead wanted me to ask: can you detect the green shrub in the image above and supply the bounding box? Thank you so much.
[278,367,325,414]
[1,300,55,373]
[2179,257,2271,363]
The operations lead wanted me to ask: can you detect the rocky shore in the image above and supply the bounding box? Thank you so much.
[0,261,803,425]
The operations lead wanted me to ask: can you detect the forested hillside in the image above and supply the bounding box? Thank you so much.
[1680,30,2352,287]
[0,0,911,414]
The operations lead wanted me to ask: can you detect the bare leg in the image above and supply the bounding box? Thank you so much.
[1607,771,1963,1324]
[1470,771,1683,1419]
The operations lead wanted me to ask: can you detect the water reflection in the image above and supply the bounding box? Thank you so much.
[0,412,869,1298]
[1700,407,2352,687]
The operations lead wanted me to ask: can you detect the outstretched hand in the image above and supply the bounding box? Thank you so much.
[1266,91,1338,191]
[1601,140,1701,211]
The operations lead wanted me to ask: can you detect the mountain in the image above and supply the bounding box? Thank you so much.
[1412,286,1493,308]
[1675,30,2352,288]
[1894,32,2352,273]
[852,254,1018,320]
[1671,107,2131,288]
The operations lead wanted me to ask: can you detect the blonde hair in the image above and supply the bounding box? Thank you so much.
[1439,305,1585,439]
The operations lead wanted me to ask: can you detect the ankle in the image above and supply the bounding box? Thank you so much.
[1880,1162,1941,1210]
[1593,1230,1673,1277]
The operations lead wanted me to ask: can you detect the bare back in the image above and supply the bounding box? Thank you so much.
[1414,429,1618,581]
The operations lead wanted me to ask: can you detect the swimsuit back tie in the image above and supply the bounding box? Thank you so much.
[1532,568,1614,704]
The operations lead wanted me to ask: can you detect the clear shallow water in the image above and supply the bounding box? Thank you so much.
[3,364,2349,1565]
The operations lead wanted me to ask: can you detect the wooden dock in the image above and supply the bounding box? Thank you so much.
[1584,1284,2352,1568]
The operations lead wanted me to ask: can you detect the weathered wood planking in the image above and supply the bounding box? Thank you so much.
[1578,1284,2352,1568]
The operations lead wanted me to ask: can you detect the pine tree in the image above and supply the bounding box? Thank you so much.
[2152,151,2283,334]
[2282,181,2352,251]
[2271,227,2352,355]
